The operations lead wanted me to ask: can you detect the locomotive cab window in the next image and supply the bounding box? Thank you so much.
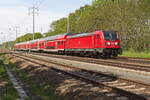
[104,31,118,41]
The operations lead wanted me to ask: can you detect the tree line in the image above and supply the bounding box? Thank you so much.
[46,0,150,52]
[2,0,150,52]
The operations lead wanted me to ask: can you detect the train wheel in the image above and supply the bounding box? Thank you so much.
[79,51,85,57]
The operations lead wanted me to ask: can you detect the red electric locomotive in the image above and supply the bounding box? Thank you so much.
[65,30,122,57]
[14,30,122,57]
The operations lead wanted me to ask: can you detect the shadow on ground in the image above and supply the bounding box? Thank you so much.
[7,55,148,100]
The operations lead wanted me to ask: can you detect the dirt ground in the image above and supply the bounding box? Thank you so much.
[7,54,128,100]
[0,62,7,98]
[0,80,7,97]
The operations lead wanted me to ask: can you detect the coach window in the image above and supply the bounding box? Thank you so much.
[61,41,64,45]
[41,42,44,46]
[58,41,60,45]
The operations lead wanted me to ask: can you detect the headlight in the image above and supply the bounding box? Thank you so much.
[107,42,111,45]
[115,42,120,45]
[105,42,111,46]
[115,42,118,45]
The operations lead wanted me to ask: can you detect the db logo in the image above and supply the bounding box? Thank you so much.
[111,43,115,45]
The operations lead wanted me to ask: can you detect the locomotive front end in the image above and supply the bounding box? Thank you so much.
[102,31,122,57]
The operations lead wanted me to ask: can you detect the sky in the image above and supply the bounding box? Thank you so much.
[0,0,93,43]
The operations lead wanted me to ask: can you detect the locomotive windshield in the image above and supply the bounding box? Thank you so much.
[104,31,118,41]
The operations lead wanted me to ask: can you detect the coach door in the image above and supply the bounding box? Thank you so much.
[55,41,58,49]
[57,40,65,50]
[39,41,45,49]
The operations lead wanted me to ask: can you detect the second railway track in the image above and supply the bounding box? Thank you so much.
[14,51,150,72]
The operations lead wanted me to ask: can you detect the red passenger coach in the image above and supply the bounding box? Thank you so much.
[29,40,38,50]
[43,33,68,52]
[14,42,27,51]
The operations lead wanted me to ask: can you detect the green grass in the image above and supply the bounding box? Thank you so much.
[120,51,150,58]
[0,54,19,100]
[9,62,67,100]
[1,82,19,100]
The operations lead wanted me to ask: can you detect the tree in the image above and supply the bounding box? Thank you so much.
[15,32,43,43]
[47,0,150,52]
[10,0,150,52]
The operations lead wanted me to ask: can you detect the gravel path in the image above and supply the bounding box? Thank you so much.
[4,64,28,100]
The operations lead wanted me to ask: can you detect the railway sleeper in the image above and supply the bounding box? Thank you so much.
[12,53,150,100]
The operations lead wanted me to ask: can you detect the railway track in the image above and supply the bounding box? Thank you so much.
[119,56,150,61]
[11,51,150,64]
[118,56,150,65]
[14,51,150,72]
[11,52,150,100]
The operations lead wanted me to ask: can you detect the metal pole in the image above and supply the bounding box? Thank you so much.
[16,27,18,40]
[3,32,5,49]
[9,28,12,50]
[33,7,35,40]
[67,17,70,33]
[0,32,4,49]
[29,7,38,40]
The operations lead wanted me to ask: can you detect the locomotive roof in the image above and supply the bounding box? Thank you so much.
[68,32,94,38]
